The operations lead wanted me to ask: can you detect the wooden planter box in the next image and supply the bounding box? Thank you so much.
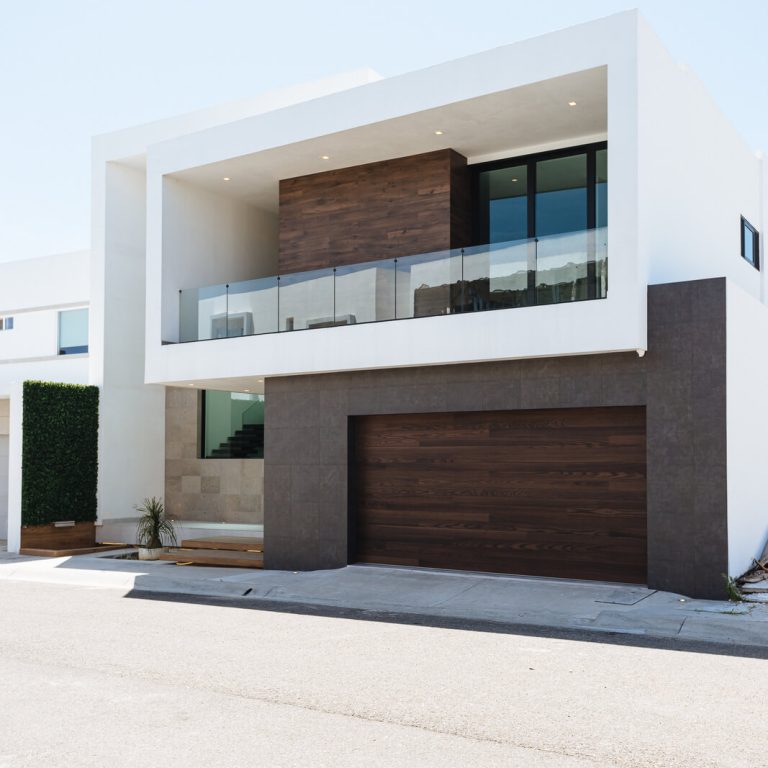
[20,521,97,556]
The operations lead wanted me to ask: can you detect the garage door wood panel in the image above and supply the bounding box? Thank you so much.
[351,407,647,583]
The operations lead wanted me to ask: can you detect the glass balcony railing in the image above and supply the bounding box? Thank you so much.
[178,227,607,343]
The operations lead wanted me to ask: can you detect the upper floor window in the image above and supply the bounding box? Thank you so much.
[0,316,13,331]
[58,308,89,355]
[475,142,607,244]
[741,217,760,270]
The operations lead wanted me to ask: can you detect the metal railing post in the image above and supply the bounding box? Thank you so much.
[528,239,538,306]
[394,258,398,319]
[225,284,230,338]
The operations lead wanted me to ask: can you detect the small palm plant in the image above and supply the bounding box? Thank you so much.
[135,497,177,551]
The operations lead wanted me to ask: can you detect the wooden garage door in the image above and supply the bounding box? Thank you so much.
[351,407,647,584]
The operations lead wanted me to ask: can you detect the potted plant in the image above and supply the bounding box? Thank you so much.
[135,497,177,560]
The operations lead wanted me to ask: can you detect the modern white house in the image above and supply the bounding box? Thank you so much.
[0,251,91,546]
[5,10,768,598]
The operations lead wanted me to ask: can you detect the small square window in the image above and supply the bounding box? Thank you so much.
[741,216,760,270]
[0,316,12,331]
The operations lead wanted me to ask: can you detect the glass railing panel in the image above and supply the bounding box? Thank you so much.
[278,267,334,331]
[177,227,608,342]
[334,258,397,325]
[460,240,533,312]
[490,239,535,309]
[594,228,608,299]
[179,283,228,342]
[227,276,279,336]
[535,229,592,305]
[394,249,463,320]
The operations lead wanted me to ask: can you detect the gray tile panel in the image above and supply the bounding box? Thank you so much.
[264,278,728,598]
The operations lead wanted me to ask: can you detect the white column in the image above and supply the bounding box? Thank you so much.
[6,381,23,553]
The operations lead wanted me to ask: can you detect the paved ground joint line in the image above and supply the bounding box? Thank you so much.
[426,579,485,608]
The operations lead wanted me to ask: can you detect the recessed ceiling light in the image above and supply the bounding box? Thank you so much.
[223,176,231,181]
[187,383,194,387]
[434,130,444,135]
[568,101,577,107]
[244,389,250,392]
[321,155,330,160]
[511,178,518,182]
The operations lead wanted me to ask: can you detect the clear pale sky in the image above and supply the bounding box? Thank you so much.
[0,0,766,262]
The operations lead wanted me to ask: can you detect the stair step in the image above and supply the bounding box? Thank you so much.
[180,535,263,552]
[159,547,263,568]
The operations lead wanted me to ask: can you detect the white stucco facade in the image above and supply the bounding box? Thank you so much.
[0,250,91,547]
[90,11,766,575]
[5,11,768,586]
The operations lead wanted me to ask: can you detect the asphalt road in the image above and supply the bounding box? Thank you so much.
[0,580,762,768]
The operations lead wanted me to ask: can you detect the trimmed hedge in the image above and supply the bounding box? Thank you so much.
[21,381,99,526]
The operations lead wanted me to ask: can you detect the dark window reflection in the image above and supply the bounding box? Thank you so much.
[535,154,587,237]
[596,149,608,229]
[478,165,527,243]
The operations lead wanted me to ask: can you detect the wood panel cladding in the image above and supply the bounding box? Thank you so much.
[351,407,648,584]
[278,149,472,274]
[20,521,96,550]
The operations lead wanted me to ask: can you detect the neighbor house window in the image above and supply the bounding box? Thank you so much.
[201,390,264,459]
[0,317,13,331]
[58,308,89,354]
[741,217,760,270]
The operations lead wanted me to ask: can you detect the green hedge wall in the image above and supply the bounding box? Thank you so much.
[21,380,99,526]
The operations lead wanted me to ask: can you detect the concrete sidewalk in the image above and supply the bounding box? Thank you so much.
[1,549,767,649]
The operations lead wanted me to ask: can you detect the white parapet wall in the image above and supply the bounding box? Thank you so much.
[726,280,768,575]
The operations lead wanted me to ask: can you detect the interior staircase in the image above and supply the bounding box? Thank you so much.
[158,535,264,568]
[208,424,264,459]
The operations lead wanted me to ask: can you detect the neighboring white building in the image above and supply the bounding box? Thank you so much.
[5,11,768,598]
[0,251,90,543]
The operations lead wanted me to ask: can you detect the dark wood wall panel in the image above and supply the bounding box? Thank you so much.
[352,407,647,584]
[278,149,472,274]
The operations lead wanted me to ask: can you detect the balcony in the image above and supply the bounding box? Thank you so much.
[178,228,607,343]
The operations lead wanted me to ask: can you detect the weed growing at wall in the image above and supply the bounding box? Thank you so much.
[21,380,99,526]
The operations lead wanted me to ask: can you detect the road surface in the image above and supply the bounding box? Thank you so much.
[0,580,761,767]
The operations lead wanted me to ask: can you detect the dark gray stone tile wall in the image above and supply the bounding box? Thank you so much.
[264,278,728,598]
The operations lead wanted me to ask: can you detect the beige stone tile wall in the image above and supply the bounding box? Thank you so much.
[0,399,9,435]
[165,387,264,525]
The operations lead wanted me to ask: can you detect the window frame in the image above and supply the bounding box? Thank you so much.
[741,216,760,270]
[472,140,607,245]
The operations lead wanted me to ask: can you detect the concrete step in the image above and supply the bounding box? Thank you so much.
[158,547,264,568]
[179,535,263,552]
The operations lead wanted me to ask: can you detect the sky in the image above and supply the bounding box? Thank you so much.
[0,0,766,262]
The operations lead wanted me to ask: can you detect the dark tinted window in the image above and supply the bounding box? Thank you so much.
[742,217,760,270]
[477,165,528,243]
[535,154,588,237]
